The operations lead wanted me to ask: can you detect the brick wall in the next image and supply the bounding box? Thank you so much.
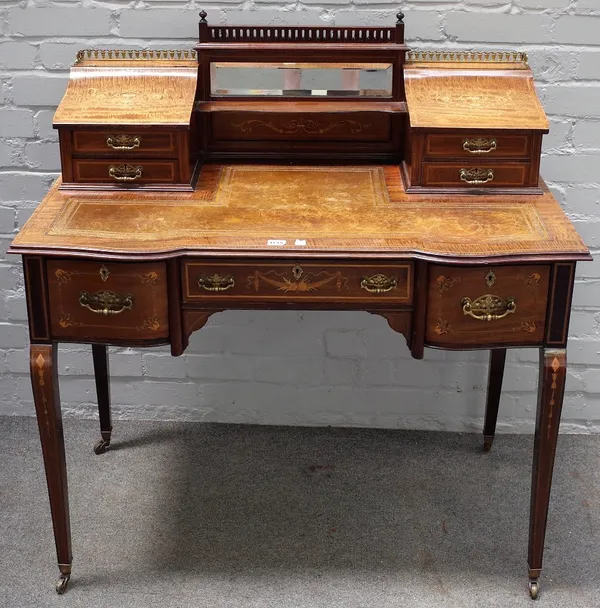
[1,1,599,433]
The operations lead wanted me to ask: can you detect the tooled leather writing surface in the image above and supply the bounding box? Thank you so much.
[11,164,588,260]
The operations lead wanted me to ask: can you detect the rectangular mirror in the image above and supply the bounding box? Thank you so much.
[210,62,393,98]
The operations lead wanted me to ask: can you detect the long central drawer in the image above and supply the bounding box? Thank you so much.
[183,261,413,304]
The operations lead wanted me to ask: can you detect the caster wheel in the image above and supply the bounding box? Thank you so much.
[529,580,540,600]
[56,573,70,595]
[93,439,110,455]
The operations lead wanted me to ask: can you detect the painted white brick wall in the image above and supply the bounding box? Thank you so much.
[1,1,600,433]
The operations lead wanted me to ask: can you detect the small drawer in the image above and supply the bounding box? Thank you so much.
[72,159,179,185]
[426,265,550,347]
[211,112,392,143]
[72,130,177,156]
[424,134,531,158]
[47,260,169,342]
[183,261,413,304]
[421,162,530,188]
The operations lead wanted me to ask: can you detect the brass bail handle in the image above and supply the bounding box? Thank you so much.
[460,168,494,186]
[106,134,141,151]
[109,164,143,182]
[360,274,398,294]
[79,290,134,316]
[463,138,497,154]
[197,274,236,292]
[461,294,516,321]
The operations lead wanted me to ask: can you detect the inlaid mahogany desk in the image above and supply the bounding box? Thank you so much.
[7,11,591,601]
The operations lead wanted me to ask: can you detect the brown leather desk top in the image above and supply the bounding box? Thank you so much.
[11,164,589,263]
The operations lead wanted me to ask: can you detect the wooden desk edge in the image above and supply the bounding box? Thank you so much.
[7,245,592,265]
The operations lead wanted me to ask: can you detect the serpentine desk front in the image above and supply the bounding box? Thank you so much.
[9,163,590,598]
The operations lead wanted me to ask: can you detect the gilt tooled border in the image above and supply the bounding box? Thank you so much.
[47,202,548,245]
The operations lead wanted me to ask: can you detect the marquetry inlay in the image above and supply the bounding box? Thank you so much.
[521,321,537,333]
[232,118,370,135]
[55,269,75,285]
[435,316,451,335]
[139,317,161,331]
[247,266,348,293]
[139,272,158,285]
[34,352,50,437]
[59,313,83,329]
[437,275,460,294]
[547,355,563,441]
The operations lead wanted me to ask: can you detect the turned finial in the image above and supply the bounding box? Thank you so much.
[396,11,404,24]
[199,10,208,24]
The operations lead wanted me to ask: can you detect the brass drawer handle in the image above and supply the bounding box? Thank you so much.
[106,134,141,151]
[360,274,398,294]
[79,290,133,316]
[460,168,494,185]
[197,273,235,292]
[109,164,143,182]
[463,138,497,154]
[461,294,516,321]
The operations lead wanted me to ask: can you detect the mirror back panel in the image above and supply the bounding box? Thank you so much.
[194,12,409,162]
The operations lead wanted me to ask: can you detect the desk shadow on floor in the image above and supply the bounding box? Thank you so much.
[72,423,600,600]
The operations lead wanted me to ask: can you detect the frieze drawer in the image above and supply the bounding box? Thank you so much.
[425,264,550,347]
[72,159,180,185]
[72,130,178,156]
[424,134,532,158]
[183,261,413,304]
[47,260,169,342]
[421,161,532,188]
[210,112,392,142]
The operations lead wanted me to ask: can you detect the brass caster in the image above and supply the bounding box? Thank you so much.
[93,438,110,455]
[529,580,540,600]
[56,573,70,594]
[483,435,494,452]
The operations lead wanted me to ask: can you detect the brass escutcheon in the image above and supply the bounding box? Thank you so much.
[461,294,516,321]
[292,264,304,280]
[108,164,143,182]
[197,274,235,292]
[360,274,398,294]
[79,290,133,316]
[106,134,141,151]
[485,270,496,288]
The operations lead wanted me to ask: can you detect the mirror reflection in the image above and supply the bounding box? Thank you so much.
[210,62,393,98]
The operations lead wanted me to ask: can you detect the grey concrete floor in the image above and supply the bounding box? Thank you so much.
[1,416,599,607]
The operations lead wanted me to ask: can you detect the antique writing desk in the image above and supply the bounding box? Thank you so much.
[8,12,591,600]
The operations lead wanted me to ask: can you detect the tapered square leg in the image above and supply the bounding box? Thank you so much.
[483,348,506,451]
[528,348,567,600]
[92,344,112,455]
[30,344,72,594]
